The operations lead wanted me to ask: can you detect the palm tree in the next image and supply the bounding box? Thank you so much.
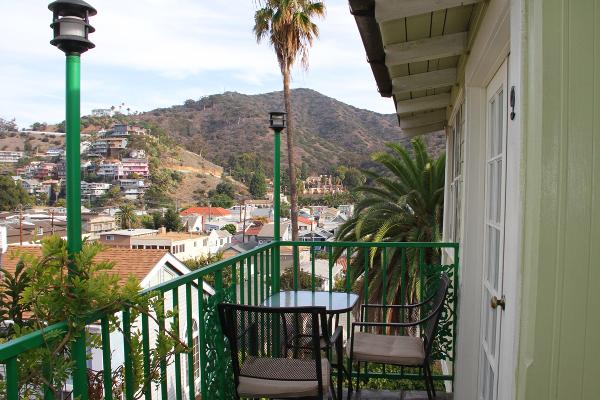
[118,203,137,229]
[335,138,446,320]
[254,0,325,241]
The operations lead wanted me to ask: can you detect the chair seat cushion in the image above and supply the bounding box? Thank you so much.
[238,357,330,398]
[347,332,425,366]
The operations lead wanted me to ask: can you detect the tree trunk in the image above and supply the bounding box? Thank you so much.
[282,68,299,241]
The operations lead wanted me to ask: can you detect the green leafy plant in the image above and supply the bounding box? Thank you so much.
[0,237,187,399]
[335,138,446,317]
[221,224,237,235]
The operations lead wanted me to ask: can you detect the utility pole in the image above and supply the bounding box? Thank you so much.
[242,202,247,244]
[19,205,23,245]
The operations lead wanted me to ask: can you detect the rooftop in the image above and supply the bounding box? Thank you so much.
[134,231,209,241]
[101,229,158,237]
[180,207,232,217]
[3,246,170,286]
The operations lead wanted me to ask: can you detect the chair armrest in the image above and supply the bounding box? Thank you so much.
[352,320,422,329]
[328,326,343,347]
[362,293,436,311]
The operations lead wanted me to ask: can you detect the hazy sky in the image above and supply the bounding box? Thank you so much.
[0,0,395,128]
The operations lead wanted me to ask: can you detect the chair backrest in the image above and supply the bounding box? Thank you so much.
[422,273,450,357]
[218,303,327,388]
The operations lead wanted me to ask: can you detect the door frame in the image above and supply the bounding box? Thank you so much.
[478,58,509,400]
[453,0,524,398]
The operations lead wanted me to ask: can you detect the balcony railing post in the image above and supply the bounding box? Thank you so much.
[272,127,281,293]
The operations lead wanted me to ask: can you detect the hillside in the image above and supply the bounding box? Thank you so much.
[133,89,446,173]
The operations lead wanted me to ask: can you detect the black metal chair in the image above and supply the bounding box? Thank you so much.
[218,303,343,399]
[347,273,450,399]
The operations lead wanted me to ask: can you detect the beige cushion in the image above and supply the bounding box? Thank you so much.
[238,357,330,398]
[347,332,425,366]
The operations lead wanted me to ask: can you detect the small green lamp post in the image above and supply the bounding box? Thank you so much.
[269,111,285,293]
[48,1,96,398]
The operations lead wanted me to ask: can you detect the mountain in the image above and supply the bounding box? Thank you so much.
[134,88,446,173]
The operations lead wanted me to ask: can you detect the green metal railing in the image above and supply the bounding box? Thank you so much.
[0,241,458,399]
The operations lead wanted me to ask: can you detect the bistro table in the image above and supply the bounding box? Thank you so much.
[263,290,359,314]
[263,290,359,399]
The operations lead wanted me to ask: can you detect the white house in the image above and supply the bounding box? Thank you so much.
[350,0,600,398]
[1,246,214,400]
[256,222,292,244]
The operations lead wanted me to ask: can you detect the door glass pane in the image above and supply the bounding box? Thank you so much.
[497,90,504,156]
[487,163,494,219]
[495,159,503,224]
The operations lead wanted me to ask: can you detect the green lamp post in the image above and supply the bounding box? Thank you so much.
[269,111,285,293]
[49,1,96,398]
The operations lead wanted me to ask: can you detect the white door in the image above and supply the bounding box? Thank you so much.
[478,59,508,400]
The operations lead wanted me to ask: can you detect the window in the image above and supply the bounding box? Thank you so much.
[447,104,465,242]
[105,235,114,241]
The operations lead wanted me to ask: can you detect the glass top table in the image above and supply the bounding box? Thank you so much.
[263,290,359,314]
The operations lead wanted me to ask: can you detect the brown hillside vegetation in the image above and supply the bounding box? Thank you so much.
[134,88,446,173]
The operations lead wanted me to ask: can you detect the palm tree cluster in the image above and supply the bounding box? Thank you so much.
[254,0,326,241]
[335,138,446,318]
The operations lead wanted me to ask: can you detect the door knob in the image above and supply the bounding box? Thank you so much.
[491,295,506,310]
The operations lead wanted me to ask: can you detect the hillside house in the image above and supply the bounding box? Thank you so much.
[80,181,111,199]
[0,151,24,163]
[121,158,149,178]
[98,228,159,247]
[256,222,291,244]
[81,214,117,239]
[117,178,147,200]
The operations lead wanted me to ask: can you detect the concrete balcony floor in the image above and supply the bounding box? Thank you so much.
[344,389,453,400]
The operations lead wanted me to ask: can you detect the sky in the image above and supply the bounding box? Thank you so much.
[0,0,395,128]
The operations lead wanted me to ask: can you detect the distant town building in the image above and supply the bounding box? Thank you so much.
[91,108,111,117]
[118,179,147,200]
[121,158,150,178]
[81,181,111,198]
[45,148,64,158]
[302,175,346,195]
[0,151,24,163]
[82,213,117,239]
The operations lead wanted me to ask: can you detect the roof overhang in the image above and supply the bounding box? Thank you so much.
[350,0,487,136]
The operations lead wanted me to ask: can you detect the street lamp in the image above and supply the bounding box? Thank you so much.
[49,0,96,54]
[268,112,286,294]
[49,0,96,257]
[49,2,96,398]
[269,111,286,130]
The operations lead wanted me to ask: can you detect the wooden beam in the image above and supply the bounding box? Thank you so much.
[392,68,457,93]
[400,109,447,129]
[375,0,482,23]
[396,93,451,114]
[402,122,446,137]
[385,32,467,65]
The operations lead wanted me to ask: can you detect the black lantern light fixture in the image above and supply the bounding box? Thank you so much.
[269,111,287,130]
[49,0,97,54]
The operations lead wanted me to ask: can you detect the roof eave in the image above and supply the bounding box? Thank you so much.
[349,0,393,97]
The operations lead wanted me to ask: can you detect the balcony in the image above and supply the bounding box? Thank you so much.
[0,240,458,399]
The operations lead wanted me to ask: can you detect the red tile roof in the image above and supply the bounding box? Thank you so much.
[245,226,262,236]
[298,217,314,225]
[180,207,231,217]
[2,246,169,286]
